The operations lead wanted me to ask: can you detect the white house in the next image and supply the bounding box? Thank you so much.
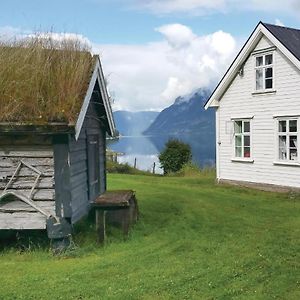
[205,22,300,190]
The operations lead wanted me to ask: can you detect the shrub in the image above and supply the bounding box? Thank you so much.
[159,139,192,174]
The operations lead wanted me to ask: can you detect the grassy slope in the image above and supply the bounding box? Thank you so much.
[0,173,299,299]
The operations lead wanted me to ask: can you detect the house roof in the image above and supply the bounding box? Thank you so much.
[0,41,116,138]
[263,23,300,61]
[205,22,300,109]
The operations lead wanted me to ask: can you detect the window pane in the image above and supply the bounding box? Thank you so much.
[279,135,287,147]
[256,69,263,90]
[265,54,273,65]
[235,147,242,157]
[234,121,242,133]
[290,149,298,161]
[244,121,250,133]
[289,120,297,132]
[256,56,263,66]
[290,136,297,148]
[235,135,242,147]
[279,136,287,160]
[265,79,273,89]
[265,67,273,78]
[279,148,287,160]
[244,147,251,158]
[279,121,286,132]
[244,135,250,147]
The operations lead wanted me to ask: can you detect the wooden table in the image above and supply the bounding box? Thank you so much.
[92,190,138,243]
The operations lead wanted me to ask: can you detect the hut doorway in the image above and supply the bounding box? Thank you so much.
[87,134,100,202]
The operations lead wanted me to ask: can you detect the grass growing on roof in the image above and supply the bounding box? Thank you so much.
[0,35,95,124]
[0,173,299,299]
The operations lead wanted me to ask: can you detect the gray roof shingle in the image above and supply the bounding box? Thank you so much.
[263,22,300,61]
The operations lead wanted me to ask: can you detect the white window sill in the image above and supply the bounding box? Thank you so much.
[231,158,254,163]
[273,161,300,167]
[252,89,276,95]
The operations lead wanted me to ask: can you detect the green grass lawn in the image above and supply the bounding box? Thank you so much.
[0,173,299,299]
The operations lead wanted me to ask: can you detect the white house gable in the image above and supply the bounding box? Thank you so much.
[255,36,274,50]
[214,24,300,189]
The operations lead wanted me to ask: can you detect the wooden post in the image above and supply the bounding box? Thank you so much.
[95,209,106,244]
[134,157,137,169]
[152,162,156,174]
[122,209,130,239]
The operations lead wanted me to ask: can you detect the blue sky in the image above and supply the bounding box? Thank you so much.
[1,0,300,111]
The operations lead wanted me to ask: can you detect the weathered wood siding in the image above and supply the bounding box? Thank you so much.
[217,35,300,188]
[68,84,108,223]
[0,138,55,229]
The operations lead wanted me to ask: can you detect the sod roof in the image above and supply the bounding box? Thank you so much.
[0,38,96,125]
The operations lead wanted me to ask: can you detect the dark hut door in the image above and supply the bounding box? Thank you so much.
[87,134,100,202]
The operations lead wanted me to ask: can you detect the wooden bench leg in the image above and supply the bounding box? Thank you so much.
[96,210,106,244]
[122,209,130,239]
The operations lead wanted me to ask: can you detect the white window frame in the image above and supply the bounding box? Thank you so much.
[231,119,253,162]
[276,117,299,164]
[253,51,275,93]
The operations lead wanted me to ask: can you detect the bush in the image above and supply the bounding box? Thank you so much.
[159,139,192,174]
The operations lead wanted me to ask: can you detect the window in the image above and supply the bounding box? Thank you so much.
[255,53,273,91]
[234,120,251,158]
[277,119,298,161]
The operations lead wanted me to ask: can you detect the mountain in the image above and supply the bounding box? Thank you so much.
[143,88,215,135]
[113,111,159,136]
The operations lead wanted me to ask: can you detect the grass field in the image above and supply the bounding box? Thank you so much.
[0,172,299,299]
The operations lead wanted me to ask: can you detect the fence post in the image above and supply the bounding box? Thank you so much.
[152,162,156,174]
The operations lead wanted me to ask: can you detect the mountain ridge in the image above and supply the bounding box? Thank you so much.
[143,88,215,136]
[113,110,159,136]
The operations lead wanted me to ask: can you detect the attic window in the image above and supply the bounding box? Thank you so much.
[255,53,273,91]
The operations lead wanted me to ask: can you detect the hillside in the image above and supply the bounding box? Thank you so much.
[113,110,159,136]
[144,88,215,135]
[0,173,299,299]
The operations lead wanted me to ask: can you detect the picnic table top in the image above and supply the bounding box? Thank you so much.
[93,190,135,209]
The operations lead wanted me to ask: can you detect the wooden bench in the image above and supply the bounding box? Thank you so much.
[92,190,138,243]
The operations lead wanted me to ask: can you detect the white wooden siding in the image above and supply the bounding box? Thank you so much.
[217,35,300,188]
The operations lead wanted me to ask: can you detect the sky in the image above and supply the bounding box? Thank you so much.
[1,1,300,111]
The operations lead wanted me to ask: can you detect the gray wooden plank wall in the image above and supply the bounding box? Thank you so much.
[0,144,55,229]
[69,131,89,224]
[68,88,108,224]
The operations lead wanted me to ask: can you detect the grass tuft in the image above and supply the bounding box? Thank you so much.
[0,34,94,124]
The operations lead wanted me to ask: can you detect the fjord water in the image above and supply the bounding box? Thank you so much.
[108,133,215,174]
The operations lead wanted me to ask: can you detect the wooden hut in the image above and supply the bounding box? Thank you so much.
[0,44,116,244]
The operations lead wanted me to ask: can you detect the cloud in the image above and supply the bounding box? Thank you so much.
[275,19,285,26]
[156,23,196,48]
[0,26,92,47]
[0,26,31,41]
[133,0,300,15]
[0,24,238,112]
[95,24,237,111]
[28,32,92,47]
[135,0,226,15]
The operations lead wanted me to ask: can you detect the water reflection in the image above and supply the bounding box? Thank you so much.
[108,133,215,173]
